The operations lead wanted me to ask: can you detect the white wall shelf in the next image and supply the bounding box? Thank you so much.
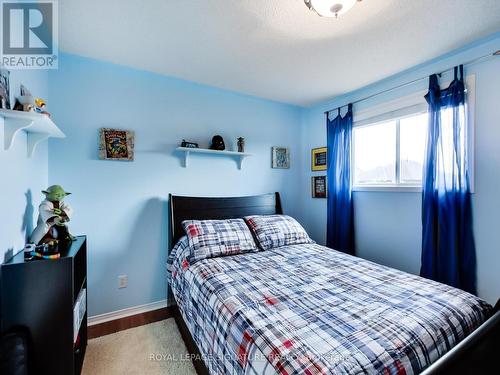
[0,109,65,157]
[176,147,252,169]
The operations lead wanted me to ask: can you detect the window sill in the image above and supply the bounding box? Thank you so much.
[353,185,422,193]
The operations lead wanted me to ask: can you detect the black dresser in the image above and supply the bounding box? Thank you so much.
[0,236,87,375]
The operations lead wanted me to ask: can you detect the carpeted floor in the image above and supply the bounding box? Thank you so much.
[82,318,197,375]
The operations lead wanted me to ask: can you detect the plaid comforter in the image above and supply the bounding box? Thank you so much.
[168,238,491,375]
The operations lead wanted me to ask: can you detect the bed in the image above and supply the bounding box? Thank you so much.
[167,193,498,375]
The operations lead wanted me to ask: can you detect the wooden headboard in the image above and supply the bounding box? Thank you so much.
[168,192,282,249]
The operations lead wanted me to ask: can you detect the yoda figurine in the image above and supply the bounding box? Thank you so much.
[30,185,76,245]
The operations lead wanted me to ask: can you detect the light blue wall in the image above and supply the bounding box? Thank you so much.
[298,34,500,304]
[0,70,49,262]
[12,34,495,317]
[48,54,303,316]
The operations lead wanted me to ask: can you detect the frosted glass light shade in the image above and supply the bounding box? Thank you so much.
[308,0,357,17]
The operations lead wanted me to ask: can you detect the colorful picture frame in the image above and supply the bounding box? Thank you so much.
[312,176,327,198]
[311,147,327,171]
[99,128,135,161]
[272,147,290,169]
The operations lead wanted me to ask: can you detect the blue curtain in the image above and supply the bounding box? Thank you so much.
[326,104,355,255]
[421,65,477,294]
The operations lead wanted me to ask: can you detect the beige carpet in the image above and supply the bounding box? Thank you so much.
[82,318,197,375]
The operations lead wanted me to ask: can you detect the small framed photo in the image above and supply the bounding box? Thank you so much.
[272,147,290,169]
[312,176,327,198]
[99,128,135,161]
[311,147,327,171]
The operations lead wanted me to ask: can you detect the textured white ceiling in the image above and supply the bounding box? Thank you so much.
[59,0,500,106]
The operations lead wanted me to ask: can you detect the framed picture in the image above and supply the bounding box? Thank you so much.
[0,69,10,109]
[311,147,327,171]
[312,176,327,198]
[99,128,135,161]
[272,147,290,169]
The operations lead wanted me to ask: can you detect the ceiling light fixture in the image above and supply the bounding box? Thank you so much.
[304,0,362,18]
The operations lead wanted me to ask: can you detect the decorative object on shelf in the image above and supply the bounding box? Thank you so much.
[30,185,76,246]
[210,135,225,150]
[15,84,36,112]
[0,69,10,109]
[99,128,135,161]
[34,97,51,117]
[24,242,60,261]
[304,0,361,18]
[312,176,327,198]
[181,139,199,148]
[23,103,35,112]
[272,146,290,169]
[312,147,327,171]
[237,137,245,153]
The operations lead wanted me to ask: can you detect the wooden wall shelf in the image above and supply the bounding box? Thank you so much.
[0,109,65,157]
[176,147,252,169]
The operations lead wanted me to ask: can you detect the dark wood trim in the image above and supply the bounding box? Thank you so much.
[88,306,173,339]
[172,305,210,375]
[169,192,282,248]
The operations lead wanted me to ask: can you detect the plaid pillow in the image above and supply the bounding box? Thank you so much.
[182,219,258,264]
[244,215,314,250]
[167,236,190,284]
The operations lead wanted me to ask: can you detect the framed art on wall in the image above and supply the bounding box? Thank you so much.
[311,147,327,171]
[272,147,290,169]
[99,128,135,161]
[312,176,327,198]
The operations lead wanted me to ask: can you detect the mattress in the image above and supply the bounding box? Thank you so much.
[168,237,491,374]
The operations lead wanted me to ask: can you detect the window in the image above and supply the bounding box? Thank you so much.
[352,75,475,192]
[353,112,428,190]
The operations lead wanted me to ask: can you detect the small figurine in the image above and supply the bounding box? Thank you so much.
[35,97,51,117]
[237,137,245,153]
[210,135,225,151]
[30,185,76,245]
[34,98,45,109]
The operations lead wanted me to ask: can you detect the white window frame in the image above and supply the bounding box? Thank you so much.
[352,75,475,193]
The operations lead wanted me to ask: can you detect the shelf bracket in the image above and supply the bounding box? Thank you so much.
[183,150,190,167]
[3,118,34,151]
[237,156,243,170]
[27,132,50,158]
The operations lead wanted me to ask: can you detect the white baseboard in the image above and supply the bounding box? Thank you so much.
[88,300,168,326]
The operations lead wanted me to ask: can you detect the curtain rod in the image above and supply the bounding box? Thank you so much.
[324,50,500,115]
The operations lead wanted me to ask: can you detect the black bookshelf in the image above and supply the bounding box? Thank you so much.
[0,236,87,375]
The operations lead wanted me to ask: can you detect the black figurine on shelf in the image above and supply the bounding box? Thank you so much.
[237,137,245,153]
[210,135,225,151]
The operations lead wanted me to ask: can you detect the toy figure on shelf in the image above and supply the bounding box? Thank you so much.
[237,137,245,153]
[30,185,76,246]
[210,135,225,150]
[35,98,51,117]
